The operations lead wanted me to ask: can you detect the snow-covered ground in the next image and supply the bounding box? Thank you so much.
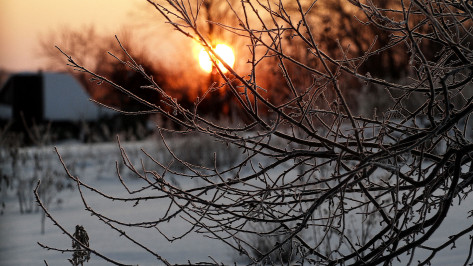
[0,140,239,265]
[1,139,472,265]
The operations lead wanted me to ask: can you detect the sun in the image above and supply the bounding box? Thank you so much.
[198,44,235,73]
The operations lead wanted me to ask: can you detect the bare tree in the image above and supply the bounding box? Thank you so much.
[40,26,165,110]
[36,0,473,265]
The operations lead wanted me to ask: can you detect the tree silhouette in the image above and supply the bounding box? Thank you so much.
[37,0,473,264]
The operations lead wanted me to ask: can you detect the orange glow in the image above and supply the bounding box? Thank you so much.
[198,44,235,73]
[0,0,143,72]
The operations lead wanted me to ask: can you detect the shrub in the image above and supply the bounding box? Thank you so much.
[37,1,473,264]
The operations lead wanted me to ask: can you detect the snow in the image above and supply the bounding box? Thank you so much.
[0,140,237,265]
[0,104,12,120]
[0,72,116,122]
[1,139,472,265]
[42,72,115,121]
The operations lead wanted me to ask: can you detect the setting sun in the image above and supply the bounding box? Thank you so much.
[198,44,235,73]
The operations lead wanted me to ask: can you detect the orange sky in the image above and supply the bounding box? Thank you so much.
[0,0,144,72]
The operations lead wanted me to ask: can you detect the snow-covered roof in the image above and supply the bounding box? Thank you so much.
[0,72,116,122]
[42,72,112,121]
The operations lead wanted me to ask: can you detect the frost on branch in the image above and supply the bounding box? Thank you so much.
[37,0,473,265]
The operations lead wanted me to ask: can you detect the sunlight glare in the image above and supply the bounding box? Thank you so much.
[198,44,235,73]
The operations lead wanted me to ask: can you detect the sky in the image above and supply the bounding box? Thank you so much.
[0,0,145,72]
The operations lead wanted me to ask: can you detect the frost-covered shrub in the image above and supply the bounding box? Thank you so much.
[158,133,243,172]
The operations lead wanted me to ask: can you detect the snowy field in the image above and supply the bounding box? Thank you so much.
[0,138,472,265]
[0,139,241,265]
